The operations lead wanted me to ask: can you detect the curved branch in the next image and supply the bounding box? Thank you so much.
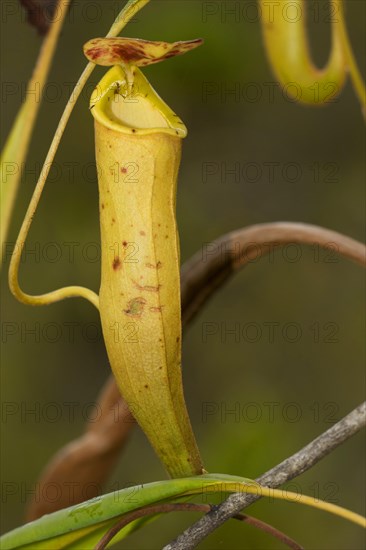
[181,222,365,328]
[163,401,366,550]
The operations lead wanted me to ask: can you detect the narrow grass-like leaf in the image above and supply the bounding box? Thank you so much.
[0,0,70,265]
[1,474,364,549]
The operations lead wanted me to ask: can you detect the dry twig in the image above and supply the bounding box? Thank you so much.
[163,401,366,550]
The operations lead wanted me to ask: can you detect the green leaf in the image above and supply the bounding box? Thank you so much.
[0,475,250,549]
[2,473,364,549]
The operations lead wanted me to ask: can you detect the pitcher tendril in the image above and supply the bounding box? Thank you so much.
[7,0,151,310]
[259,0,366,111]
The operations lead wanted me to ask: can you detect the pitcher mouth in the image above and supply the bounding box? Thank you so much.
[90,65,187,137]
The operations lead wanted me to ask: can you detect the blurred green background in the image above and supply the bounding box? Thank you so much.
[1,0,365,548]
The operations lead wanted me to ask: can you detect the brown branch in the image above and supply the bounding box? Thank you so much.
[237,514,303,550]
[181,222,366,328]
[28,222,365,519]
[163,401,366,550]
[94,503,303,550]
